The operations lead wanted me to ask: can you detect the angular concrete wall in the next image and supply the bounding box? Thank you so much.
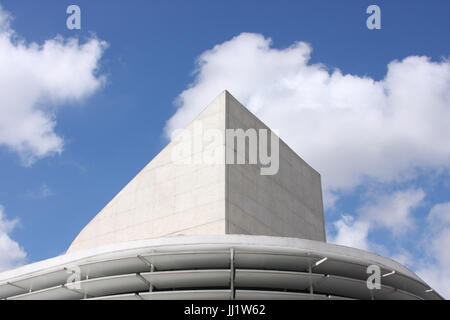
[225,93,325,241]
[67,91,325,253]
[67,92,228,253]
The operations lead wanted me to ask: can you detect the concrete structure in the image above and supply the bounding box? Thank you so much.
[68,91,325,253]
[0,235,442,300]
[0,91,443,300]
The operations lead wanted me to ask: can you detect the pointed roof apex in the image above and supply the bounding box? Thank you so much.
[67,90,325,253]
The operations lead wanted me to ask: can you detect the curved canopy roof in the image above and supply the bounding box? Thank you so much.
[0,235,443,300]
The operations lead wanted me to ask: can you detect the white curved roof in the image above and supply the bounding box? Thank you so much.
[0,235,443,300]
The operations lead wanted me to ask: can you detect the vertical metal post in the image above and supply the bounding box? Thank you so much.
[230,248,235,300]
[308,261,313,295]
[150,263,155,292]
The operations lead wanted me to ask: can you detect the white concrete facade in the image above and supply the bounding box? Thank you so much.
[68,91,325,253]
[225,93,325,240]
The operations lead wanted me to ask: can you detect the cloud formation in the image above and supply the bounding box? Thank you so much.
[358,188,425,235]
[0,6,107,165]
[416,202,450,299]
[330,188,424,251]
[0,206,26,272]
[165,33,450,199]
[330,215,370,251]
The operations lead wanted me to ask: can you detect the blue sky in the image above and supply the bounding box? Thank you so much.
[0,1,449,297]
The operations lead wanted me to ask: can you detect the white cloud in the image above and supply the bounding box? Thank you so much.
[416,265,450,300]
[358,188,425,235]
[390,249,416,269]
[329,188,424,249]
[416,202,450,299]
[165,33,450,197]
[0,5,107,165]
[0,205,26,272]
[330,215,370,251]
[428,202,450,226]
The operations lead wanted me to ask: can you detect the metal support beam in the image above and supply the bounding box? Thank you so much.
[308,262,313,294]
[382,270,395,278]
[137,254,153,269]
[136,273,151,292]
[149,264,155,292]
[136,293,144,300]
[6,282,27,293]
[62,283,89,299]
[230,248,235,300]
[314,257,328,267]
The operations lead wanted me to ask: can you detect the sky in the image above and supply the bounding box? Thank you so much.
[0,0,449,297]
